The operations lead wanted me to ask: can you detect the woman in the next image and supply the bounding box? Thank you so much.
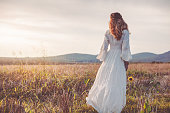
[86,12,132,113]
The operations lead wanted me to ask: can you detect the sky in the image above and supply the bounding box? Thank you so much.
[0,0,170,57]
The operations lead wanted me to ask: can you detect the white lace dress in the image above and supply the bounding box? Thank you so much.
[86,29,132,113]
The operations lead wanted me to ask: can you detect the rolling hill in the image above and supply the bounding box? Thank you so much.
[0,51,169,64]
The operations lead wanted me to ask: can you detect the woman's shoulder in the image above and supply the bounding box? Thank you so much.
[122,29,129,40]
[104,29,110,40]
[122,29,129,34]
[106,29,110,34]
[105,29,111,37]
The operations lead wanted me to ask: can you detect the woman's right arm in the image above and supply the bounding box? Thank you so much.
[121,30,132,71]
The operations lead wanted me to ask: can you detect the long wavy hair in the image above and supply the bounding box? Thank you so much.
[109,12,129,40]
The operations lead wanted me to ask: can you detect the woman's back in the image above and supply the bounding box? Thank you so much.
[105,29,129,51]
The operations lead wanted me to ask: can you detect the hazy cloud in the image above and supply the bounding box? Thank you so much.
[0,0,170,57]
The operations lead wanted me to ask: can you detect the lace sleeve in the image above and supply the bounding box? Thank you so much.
[121,30,132,61]
[96,30,110,61]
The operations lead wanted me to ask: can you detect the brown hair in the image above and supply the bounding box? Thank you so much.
[109,12,129,40]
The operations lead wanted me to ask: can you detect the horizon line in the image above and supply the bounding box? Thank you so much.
[0,51,169,58]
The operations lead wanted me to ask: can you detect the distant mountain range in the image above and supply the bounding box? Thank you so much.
[131,51,170,62]
[0,51,170,64]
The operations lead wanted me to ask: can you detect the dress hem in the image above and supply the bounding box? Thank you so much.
[86,97,101,113]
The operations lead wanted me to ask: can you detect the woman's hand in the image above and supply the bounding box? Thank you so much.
[123,60,129,71]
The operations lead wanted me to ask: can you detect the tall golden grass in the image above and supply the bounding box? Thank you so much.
[0,63,169,113]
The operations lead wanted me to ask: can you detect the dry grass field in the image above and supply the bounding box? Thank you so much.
[0,63,170,113]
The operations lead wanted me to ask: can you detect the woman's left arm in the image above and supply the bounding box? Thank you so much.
[96,30,110,61]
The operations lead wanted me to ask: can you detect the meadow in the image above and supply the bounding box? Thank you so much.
[0,63,169,113]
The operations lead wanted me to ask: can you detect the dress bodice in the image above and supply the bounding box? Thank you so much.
[105,29,123,50]
[96,29,132,62]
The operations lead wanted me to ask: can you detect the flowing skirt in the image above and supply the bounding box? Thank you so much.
[86,49,127,113]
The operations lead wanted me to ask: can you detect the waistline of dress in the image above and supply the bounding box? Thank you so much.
[109,48,121,51]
